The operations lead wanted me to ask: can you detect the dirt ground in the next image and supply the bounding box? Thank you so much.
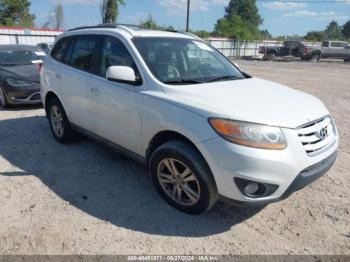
[0,60,349,255]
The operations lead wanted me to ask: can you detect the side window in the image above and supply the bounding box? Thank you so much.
[331,42,340,48]
[69,35,99,72]
[98,36,136,77]
[339,42,349,48]
[51,37,71,62]
[322,42,329,47]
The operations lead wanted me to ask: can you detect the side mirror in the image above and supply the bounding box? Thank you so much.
[106,66,141,85]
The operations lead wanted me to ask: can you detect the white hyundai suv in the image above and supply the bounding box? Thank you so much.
[41,24,338,214]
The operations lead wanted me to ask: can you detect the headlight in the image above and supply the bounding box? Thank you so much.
[6,78,32,87]
[209,118,287,150]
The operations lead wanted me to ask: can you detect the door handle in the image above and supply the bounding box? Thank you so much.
[90,88,100,96]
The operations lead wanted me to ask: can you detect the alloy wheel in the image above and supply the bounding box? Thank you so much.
[50,105,65,138]
[157,158,201,206]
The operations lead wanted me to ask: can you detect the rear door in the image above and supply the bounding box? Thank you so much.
[321,41,331,58]
[54,34,102,130]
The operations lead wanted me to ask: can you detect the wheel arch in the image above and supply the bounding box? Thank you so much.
[44,91,60,116]
[146,130,207,172]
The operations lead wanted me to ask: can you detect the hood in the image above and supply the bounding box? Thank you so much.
[163,77,329,129]
[0,64,40,83]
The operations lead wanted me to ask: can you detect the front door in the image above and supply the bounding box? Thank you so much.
[87,35,142,155]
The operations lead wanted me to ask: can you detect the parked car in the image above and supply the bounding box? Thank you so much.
[0,45,45,107]
[36,42,53,54]
[259,41,304,60]
[41,25,338,214]
[298,41,350,62]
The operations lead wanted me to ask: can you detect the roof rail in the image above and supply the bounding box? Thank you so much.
[68,23,141,35]
[163,29,201,40]
[68,24,202,40]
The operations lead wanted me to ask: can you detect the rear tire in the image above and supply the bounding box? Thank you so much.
[0,86,9,108]
[149,140,218,215]
[47,97,79,143]
[266,53,277,61]
[310,53,321,62]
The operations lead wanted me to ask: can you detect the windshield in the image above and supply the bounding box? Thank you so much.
[0,49,45,66]
[133,37,244,84]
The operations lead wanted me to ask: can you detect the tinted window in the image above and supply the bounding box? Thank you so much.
[0,49,44,66]
[98,36,136,77]
[51,37,71,62]
[322,42,329,47]
[69,35,98,72]
[331,42,341,47]
[339,42,349,48]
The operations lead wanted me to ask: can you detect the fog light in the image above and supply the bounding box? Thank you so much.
[234,177,279,198]
[244,182,260,196]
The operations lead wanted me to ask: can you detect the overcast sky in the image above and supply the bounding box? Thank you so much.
[30,0,350,36]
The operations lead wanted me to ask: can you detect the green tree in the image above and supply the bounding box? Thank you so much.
[225,0,263,28]
[101,0,125,24]
[260,29,272,39]
[214,15,253,39]
[325,20,342,40]
[214,0,263,39]
[304,31,327,42]
[139,14,174,31]
[342,20,350,39]
[193,30,210,39]
[0,0,35,27]
[139,14,159,30]
[53,3,64,29]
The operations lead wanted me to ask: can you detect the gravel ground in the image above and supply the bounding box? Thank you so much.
[0,60,349,255]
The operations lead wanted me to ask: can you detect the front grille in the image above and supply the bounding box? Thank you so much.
[297,116,336,156]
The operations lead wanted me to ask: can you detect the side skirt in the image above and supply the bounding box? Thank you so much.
[71,123,147,166]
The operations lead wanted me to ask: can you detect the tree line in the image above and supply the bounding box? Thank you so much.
[0,0,349,42]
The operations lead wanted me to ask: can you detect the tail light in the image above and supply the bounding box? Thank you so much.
[303,47,308,55]
[37,63,43,72]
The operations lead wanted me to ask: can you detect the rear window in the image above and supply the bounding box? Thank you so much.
[0,49,43,66]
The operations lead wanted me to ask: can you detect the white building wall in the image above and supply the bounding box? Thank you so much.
[0,27,63,46]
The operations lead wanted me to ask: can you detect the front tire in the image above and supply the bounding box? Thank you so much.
[47,97,78,143]
[149,140,218,215]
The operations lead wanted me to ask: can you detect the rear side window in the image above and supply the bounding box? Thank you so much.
[69,35,99,72]
[322,42,329,47]
[331,42,340,48]
[51,37,71,62]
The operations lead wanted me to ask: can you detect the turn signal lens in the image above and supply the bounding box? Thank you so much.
[209,118,287,150]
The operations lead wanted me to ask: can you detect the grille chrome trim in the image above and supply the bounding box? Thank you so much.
[297,116,336,156]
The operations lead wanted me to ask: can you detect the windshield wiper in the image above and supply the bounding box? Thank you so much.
[164,79,203,85]
[208,75,242,83]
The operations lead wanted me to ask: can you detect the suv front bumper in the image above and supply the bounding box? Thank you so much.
[226,151,337,207]
[197,126,339,205]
